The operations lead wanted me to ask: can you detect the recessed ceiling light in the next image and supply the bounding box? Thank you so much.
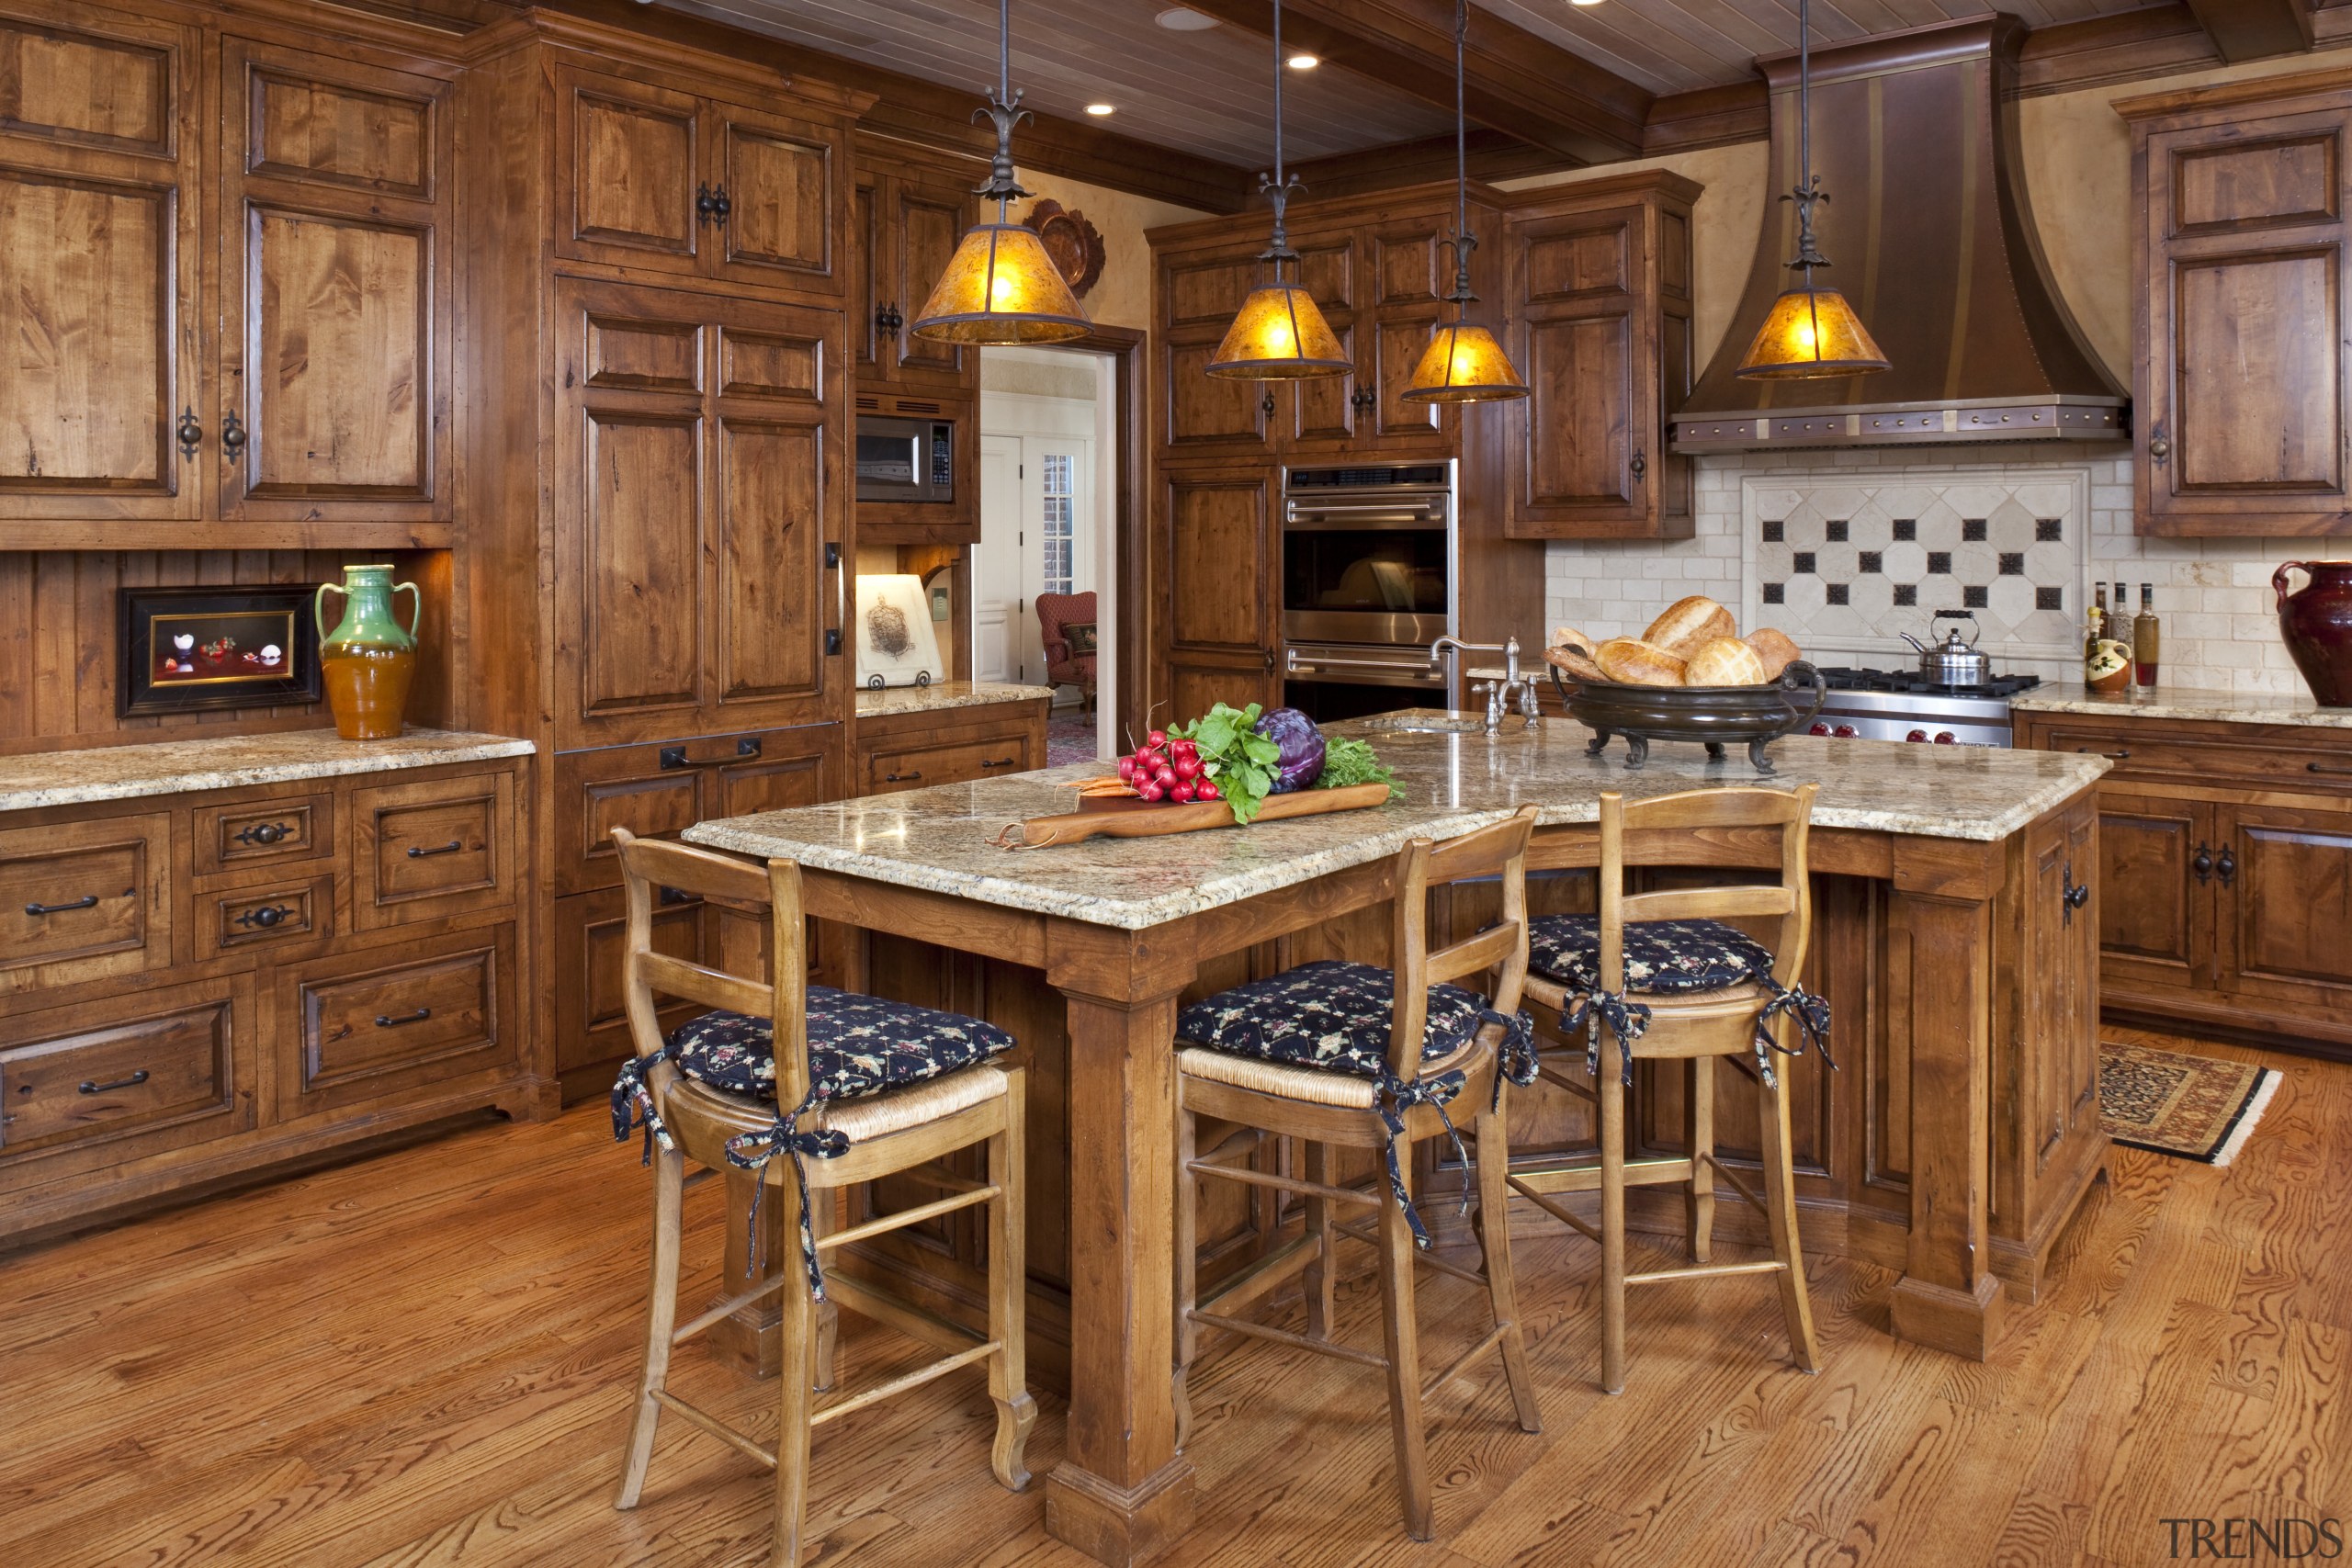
[1155,6,1218,29]
[1570,0,1604,6]
[1287,52,1319,69]
[1084,102,1115,116]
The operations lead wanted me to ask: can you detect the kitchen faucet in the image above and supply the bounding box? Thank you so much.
[1428,635,1541,733]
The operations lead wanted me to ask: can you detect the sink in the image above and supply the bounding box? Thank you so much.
[1354,712,1508,736]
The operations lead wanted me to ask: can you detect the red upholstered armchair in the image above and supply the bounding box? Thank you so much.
[1035,591,1098,714]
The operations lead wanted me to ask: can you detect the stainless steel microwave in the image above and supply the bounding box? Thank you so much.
[855,415,956,505]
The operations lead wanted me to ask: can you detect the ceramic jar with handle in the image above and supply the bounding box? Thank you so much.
[316,564,421,740]
[2275,562,2352,708]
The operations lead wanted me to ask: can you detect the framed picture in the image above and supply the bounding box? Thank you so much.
[117,585,322,717]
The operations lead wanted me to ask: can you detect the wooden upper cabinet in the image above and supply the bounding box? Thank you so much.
[1157,243,1278,459]
[0,1,200,521]
[557,68,843,297]
[553,276,842,750]
[852,153,973,391]
[1506,181,1694,539]
[219,41,451,522]
[2125,75,2352,535]
[1361,220,1447,452]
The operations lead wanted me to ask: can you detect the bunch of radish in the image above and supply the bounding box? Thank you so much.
[1115,729,1221,805]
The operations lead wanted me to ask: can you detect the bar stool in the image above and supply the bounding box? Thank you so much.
[1171,807,1544,1541]
[1510,784,1829,1395]
[605,828,1033,1568]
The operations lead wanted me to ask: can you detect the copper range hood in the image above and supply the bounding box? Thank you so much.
[1671,15,2127,453]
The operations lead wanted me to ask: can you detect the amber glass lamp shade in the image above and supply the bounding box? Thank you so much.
[1402,321,1527,404]
[1205,281,1350,379]
[1736,282,1889,379]
[910,222,1091,344]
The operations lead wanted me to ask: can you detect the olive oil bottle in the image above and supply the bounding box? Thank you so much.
[2135,583,2161,687]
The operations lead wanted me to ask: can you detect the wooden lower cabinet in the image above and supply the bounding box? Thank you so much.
[2018,708,2352,1057]
[0,751,537,1248]
[853,698,1049,797]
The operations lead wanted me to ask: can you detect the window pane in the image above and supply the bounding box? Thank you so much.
[1041,452,1074,598]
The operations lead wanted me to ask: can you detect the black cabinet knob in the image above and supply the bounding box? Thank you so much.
[175,407,203,460]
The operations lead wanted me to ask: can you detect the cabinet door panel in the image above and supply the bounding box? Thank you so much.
[235,206,434,502]
[1161,468,1272,657]
[0,10,175,158]
[1289,319,1357,447]
[557,70,699,275]
[2172,248,2342,493]
[1522,312,1633,509]
[578,412,705,725]
[1160,333,1272,455]
[244,65,433,197]
[714,414,825,708]
[852,175,881,373]
[892,177,967,381]
[0,170,183,507]
[2096,792,2213,996]
[2221,804,2352,1006]
[713,107,834,289]
[1369,310,1445,448]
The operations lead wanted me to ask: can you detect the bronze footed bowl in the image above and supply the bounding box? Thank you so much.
[1548,661,1826,773]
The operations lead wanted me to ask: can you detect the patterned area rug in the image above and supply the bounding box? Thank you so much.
[2099,1041,2281,1166]
[1046,711,1097,768]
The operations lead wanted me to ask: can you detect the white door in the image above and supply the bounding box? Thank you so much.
[975,434,1020,682]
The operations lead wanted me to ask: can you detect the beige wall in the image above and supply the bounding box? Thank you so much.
[1013,166,1210,331]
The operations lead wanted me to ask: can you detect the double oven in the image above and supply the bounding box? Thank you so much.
[1279,462,1457,721]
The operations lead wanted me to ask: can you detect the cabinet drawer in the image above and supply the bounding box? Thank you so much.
[2040,723,2352,794]
[862,729,1035,795]
[0,814,174,991]
[195,874,336,964]
[0,978,250,1162]
[353,773,517,929]
[288,927,515,1112]
[195,792,334,874]
[553,725,840,896]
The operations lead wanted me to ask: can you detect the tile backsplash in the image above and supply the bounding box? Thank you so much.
[1542,444,2335,694]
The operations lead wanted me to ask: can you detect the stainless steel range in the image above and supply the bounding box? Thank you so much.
[1279,462,1457,720]
[1806,666,2043,748]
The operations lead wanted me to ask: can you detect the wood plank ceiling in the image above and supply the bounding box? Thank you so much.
[644,0,2338,206]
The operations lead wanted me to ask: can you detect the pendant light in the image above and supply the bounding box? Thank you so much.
[1205,0,1349,380]
[910,0,1091,345]
[1402,0,1526,404]
[1735,0,1889,380]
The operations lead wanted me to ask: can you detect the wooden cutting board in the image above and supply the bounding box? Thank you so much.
[1001,782,1392,848]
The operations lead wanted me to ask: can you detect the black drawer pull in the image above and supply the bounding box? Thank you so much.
[658,885,696,907]
[2061,863,2090,926]
[234,821,294,846]
[79,1069,149,1095]
[978,757,1019,770]
[2075,747,2130,761]
[234,903,294,930]
[407,840,463,858]
[884,770,923,784]
[661,737,763,770]
[375,1008,433,1028]
[2309,761,2352,777]
[25,895,98,916]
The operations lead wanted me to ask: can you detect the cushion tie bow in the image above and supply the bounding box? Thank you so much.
[722,1093,852,1303]
[1751,981,1836,1088]
[1563,988,1655,1086]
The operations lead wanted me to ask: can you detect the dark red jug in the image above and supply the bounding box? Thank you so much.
[2276,561,2352,707]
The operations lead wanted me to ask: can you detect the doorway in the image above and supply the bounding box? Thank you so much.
[977,343,1124,763]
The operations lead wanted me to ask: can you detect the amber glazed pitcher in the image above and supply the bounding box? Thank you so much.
[2277,561,2352,708]
[317,564,420,740]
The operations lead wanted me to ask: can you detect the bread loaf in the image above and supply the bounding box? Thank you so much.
[1744,627,1803,681]
[1544,643,1607,683]
[1595,637,1688,687]
[1683,637,1768,687]
[1642,595,1736,659]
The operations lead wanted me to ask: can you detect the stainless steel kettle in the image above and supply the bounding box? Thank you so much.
[1901,611,1990,686]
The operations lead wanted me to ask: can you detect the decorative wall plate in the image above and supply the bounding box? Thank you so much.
[1022,199,1106,299]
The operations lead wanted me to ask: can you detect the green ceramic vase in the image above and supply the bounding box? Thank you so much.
[316,564,420,741]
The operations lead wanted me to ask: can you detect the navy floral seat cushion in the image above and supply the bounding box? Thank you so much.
[1176,958,1536,1247]
[612,987,1014,1302]
[1525,914,1832,1089]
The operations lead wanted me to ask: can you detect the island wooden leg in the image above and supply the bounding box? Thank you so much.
[1885,871,2007,1359]
[1045,987,1197,1566]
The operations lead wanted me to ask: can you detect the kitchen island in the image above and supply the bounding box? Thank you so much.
[684,716,2110,1566]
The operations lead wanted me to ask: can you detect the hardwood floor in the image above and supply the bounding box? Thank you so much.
[2,1023,2344,1568]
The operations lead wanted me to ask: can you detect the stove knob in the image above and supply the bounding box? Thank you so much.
[1934,730,1957,744]
[1905,728,1928,743]
[1808,723,1831,737]
[1834,724,1859,739]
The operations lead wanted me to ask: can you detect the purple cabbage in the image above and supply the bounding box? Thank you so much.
[1255,706,1326,794]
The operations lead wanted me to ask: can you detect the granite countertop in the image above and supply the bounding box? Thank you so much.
[0,728,537,814]
[855,680,1056,718]
[684,712,2108,931]
[2010,686,2352,729]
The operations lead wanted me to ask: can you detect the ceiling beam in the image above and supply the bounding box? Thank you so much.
[2182,0,2315,62]
[1173,0,1649,166]
[1284,128,1570,201]
[540,0,1251,213]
